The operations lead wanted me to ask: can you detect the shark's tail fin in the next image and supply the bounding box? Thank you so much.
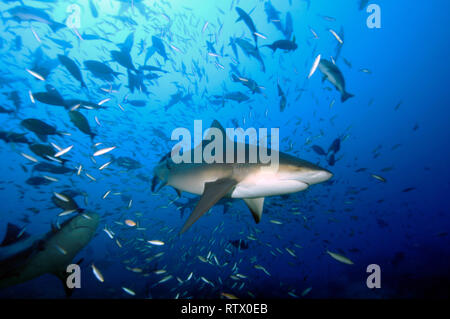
[341,91,354,103]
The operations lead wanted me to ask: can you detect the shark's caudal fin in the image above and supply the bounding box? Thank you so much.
[243,197,265,223]
[1,223,30,247]
[180,178,238,234]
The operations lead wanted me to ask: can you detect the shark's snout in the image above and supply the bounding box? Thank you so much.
[296,167,333,186]
[307,169,333,184]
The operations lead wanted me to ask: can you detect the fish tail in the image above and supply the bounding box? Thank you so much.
[50,22,66,33]
[341,91,354,103]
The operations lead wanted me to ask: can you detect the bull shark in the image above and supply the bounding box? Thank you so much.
[0,212,99,297]
[153,121,332,234]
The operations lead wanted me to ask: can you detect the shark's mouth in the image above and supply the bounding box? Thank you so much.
[72,225,97,232]
[281,178,310,187]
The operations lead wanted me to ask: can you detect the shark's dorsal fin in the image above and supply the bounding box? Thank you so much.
[210,120,226,137]
[243,198,265,223]
[180,178,238,234]
[202,120,233,160]
[0,223,30,247]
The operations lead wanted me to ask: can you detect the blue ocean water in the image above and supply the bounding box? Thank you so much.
[0,0,448,299]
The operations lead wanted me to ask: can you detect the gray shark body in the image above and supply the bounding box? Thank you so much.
[0,212,99,296]
[153,121,332,234]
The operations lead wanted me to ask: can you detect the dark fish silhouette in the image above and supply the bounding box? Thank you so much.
[312,145,327,156]
[58,55,86,88]
[229,239,249,250]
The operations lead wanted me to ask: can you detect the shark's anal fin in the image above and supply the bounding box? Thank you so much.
[180,178,237,234]
[243,197,265,223]
[54,267,74,298]
[53,259,83,298]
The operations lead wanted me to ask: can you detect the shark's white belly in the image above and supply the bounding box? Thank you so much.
[231,177,309,198]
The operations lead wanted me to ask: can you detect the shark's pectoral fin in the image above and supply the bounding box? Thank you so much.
[243,197,265,223]
[180,178,238,234]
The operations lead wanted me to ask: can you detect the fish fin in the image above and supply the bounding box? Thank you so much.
[0,223,30,247]
[243,197,265,223]
[151,175,160,192]
[202,120,232,160]
[209,120,226,136]
[341,92,354,102]
[172,187,181,197]
[53,267,74,298]
[36,134,47,142]
[321,75,327,83]
[180,178,237,234]
[154,181,166,192]
[235,17,242,22]
[50,22,66,33]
